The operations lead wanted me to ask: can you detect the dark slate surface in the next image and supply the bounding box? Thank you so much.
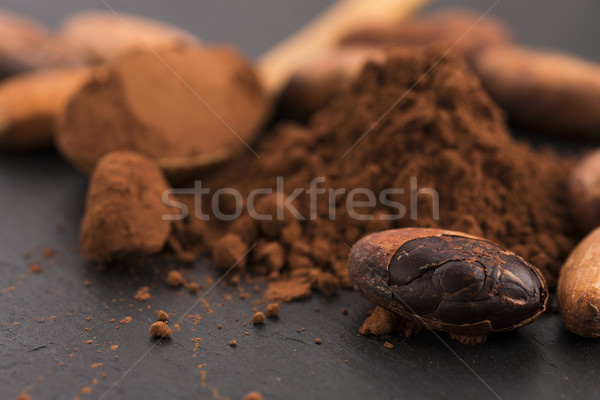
[1,1,599,399]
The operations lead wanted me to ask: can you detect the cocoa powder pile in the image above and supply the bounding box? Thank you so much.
[170,46,576,297]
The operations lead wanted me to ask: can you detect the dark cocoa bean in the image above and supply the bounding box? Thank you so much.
[349,228,548,342]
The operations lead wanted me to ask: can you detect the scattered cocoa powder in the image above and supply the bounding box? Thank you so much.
[315,338,322,344]
[149,321,172,338]
[265,303,280,317]
[383,341,394,349]
[80,151,172,263]
[172,46,575,298]
[229,340,237,347]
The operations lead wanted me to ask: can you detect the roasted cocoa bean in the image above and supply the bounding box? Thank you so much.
[349,228,548,343]
[558,227,600,338]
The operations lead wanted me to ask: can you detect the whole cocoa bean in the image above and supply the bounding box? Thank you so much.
[473,46,600,140]
[0,10,48,78]
[0,67,91,151]
[558,227,600,338]
[340,9,513,63]
[349,228,548,344]
[569,149,600,233]
[58,11,200,64]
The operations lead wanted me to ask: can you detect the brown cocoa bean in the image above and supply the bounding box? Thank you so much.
[0,10,49,78]
[558,227,600,338]
[349,228,548,343]
[568,149,600,233]
[58,11,200,64]
[473,46,600,140]
[340,9,512,63]
[0,67,91,152]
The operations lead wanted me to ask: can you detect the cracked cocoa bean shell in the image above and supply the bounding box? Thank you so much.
[349,228,548,336]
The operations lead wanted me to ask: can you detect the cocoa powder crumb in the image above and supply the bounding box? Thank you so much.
[265,279,311,302]
[119,316,132,324]
[384,341,394,349]
[166,270,185,287]
[229,340,237,347]
[149,321,172,338]
[315,338,322,345]
[230,275,241,286]
[359,307,400,336]
[187,281,200,293]
[252,312,266,325]
[316,272,339,297]
[29,264,42,274]
[243,392,264,400]
[265,303,280,317]
[157,310,169,322]
[42,248,56,258]
[16,392,31,400]
[134,286,151,302]
[212,234,248,270]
